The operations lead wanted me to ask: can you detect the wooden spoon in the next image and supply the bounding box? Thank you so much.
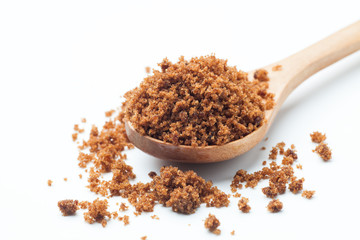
[125,21,360,163]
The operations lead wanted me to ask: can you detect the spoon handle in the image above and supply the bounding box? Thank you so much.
[271,20,360,103]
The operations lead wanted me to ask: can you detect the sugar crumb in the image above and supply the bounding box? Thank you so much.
[272,65,282,71]
[310,131,326,143]
[58,199,79,216]
[302,190,315,199]
[313,142,332,161]
[267,199,283,213]
[204,214,221,235]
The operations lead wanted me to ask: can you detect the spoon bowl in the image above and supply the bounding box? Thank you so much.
[125,21,360,163]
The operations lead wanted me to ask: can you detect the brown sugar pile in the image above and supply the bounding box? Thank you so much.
[83,198,111,227]
[313,143,332,161]
[124,55,274,147]
[148,166,229,214]
[204,214,221,235]
[58,199,79,216]
[267,199,283,213]
[238,197,251,213]
[70,108,229,226]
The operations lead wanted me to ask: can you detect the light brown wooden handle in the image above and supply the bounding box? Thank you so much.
[274,20,360,101]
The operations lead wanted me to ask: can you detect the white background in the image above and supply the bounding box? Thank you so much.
[1,1,360,239]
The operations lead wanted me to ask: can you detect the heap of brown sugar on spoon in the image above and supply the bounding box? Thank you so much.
[54,20,360,237]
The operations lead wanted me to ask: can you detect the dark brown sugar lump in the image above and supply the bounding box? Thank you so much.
[313,142,332,161]
[238,197,251,213]
[58,199,79,216]
[267,199,283,213]
[288,177,304,194]
[204,214,221,235]
[124,55,274,147]
[83,198,111,227]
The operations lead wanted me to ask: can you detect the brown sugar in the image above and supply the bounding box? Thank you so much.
[112,211,119,219]
[232,148,297,200]
[262,161,267,165]
[204,214,221,235]
[105,110,115,117]
[83,198,111,227]
[302,190,315,199]
[153,166,229,214]
[79,201,90,209]
[231,160,294,192]
[81,118,87,123]
[267,199,283,213]
[119,203,129,211]
[123,215,130,225]
[261,147,266,150]
[296,164,303,170]
[231,230,235,235]
[74,124,84,133]
[72,133,78,142]
[272,65,282,71]
[238,197,251,213]
[284,148,298,160]
[141,236,147,240]
[79,174,82,179]
[148,171,157,178]
[166,185,201,214]
[145,66,151,74]
[262,186,278,198]
[310,131,326,143]
[233,192,241,198]
[269,147,278,160]
[282,156,294,165]
[124,55,274,147]
[288,177,304,194]
[75,109,229,216]
[254,69,269,82]
[151,215,159,220]
[313,142,332,161]
[118,215,129,225]
[276,142,286,155]
[47,179,53,186]
[58,199,79,216]
[64,178,68,181]
[77,152,95,168]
